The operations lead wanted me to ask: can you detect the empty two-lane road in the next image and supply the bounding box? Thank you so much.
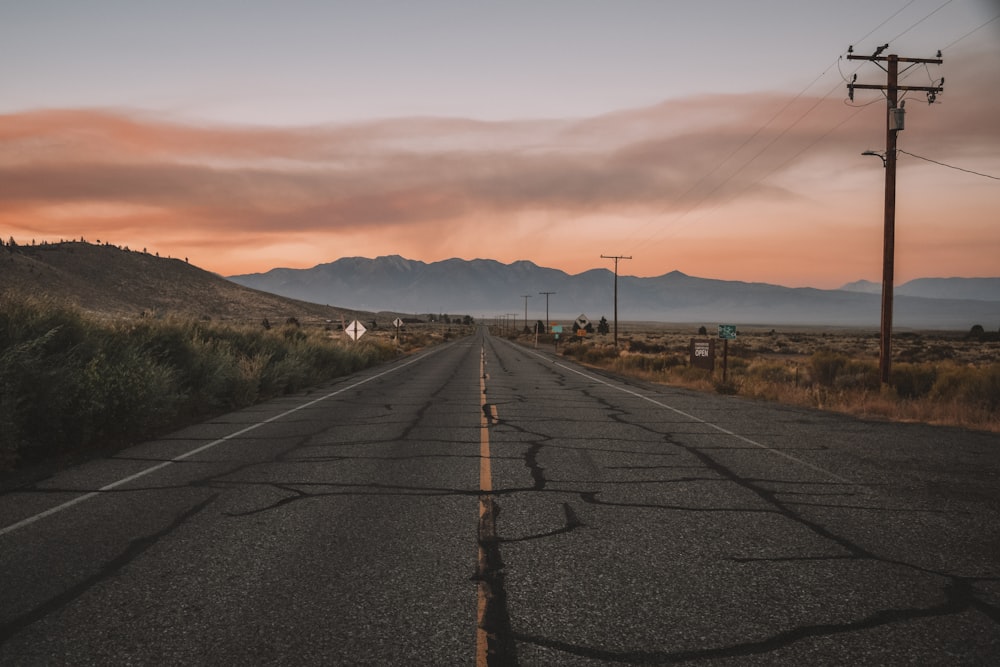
[2,328,998,665]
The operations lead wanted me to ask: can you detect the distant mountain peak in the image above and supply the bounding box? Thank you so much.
[228,256,999,328]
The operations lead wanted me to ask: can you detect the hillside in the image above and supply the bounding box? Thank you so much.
[0,241,359,323]
[231,255,1000,330]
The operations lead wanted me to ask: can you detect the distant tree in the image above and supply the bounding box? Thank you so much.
[698,325,708,335]
[536,320,545,334]
[969,324,986,340]
[463,315,474,326]
[262,318,271,330]
[597,316,610,335]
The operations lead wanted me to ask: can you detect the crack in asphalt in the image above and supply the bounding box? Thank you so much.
[0,494,218,646]
[480,337,1000,664]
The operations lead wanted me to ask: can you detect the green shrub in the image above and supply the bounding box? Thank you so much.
[810,350,849,387]
[930,364,1000,411]
[0,294,401,470]
[890,363,938,399]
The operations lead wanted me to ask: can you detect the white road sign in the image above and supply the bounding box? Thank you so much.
[345,320,367,341]
[393,317,403,328]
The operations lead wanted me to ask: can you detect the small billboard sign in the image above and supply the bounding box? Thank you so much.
[718,324,737,340]
[690,338,716,370]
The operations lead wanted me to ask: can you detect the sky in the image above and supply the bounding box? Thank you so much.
[1,0,998,289]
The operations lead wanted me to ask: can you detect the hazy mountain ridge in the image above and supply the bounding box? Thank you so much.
[841,277,1000,301]
[230,256,1000,329]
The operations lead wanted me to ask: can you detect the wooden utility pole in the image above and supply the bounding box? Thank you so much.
[539,292,556,331]
[600,255,632,349]
[847,45,943,385]
[520,295,531,332]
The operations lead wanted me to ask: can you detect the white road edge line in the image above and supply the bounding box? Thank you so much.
[527,347,854,485]
[0,350,437,537]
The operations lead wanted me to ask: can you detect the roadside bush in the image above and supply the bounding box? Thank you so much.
[890,363,938,399]
[810,350,849,387]
[0,295,400,470]
[930,363,1000,412]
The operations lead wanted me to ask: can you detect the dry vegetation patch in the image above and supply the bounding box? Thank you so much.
[514,324,999,433]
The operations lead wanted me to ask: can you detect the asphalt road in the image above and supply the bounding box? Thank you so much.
[1,328,998,665]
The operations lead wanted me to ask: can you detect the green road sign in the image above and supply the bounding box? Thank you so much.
[718,324,737,340]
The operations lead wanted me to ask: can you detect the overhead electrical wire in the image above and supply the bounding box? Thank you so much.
[898,149,1000,180]
[619,0,982,258]
[888,0,955,43]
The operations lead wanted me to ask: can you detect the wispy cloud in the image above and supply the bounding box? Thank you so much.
[2,43,997,284]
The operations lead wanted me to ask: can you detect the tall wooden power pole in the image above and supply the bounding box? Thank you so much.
[847,45,943,385]
[601,255,632,349]
[539,292,556,330]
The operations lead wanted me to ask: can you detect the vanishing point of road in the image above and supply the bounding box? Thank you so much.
[2,328,998,665]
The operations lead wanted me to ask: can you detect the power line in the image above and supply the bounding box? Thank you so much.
[898,149,1000,180]
[624,4,933,256]
[943,11,1000,50]
[622,1,983,262]
[888,0,955,43]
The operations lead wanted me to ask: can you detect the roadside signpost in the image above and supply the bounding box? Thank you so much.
[718,324,737,382]
[345,320,367,342]
[551,324,563,350]
[393,317,403,344]
[689,338,716,370]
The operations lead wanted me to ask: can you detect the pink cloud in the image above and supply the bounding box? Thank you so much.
[1,44,997,286]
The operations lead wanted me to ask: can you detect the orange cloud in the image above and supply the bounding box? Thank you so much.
[2,43,998,287]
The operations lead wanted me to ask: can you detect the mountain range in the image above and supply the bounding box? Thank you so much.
[230,256,1000,330]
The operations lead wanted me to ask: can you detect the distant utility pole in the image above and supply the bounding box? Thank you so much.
[539,292,556,330]
[848,45,943,385]
[601,255,632,349]
[521,295,532,332]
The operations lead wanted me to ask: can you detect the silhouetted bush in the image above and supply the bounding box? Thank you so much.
[0,294,398,470]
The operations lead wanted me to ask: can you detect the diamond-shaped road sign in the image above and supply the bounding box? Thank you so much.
[345,320,367,341]
[393,317,403,328]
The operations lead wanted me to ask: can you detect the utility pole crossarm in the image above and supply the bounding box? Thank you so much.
[848,84,943,93]
[847,54,942,65]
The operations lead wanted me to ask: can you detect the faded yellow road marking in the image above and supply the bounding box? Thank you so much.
[476,346,493,666]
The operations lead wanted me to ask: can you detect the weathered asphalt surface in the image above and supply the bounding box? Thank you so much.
[1,328,998,665]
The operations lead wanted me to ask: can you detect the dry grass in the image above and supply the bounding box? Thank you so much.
[515,324,1000,433]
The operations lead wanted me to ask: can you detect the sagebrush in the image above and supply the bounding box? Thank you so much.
[0,294,399,470]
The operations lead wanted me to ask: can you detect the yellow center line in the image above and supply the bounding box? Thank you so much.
[476,345,493,666]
